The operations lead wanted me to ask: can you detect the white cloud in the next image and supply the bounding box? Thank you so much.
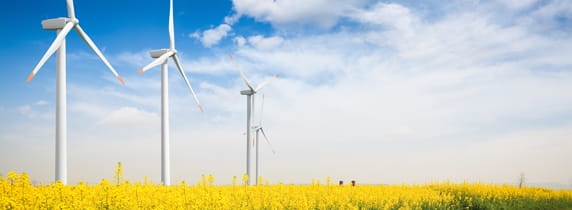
[183,56,234,75]
[68,83,159,109]
[520,0,572,31]
[35,100,49,105]
[189,31,200,39]
[348,2,416,34]
[224,14,241,25]
[232,0,369,29]
[115,50,154,67]
[192,24,232,47]
[70,102,109,118]
[234,36,246,47]
[97,107,159,129]
[499,0,538,10]
[18,105,31,115]
[247,35,284,50]
[232,43,345,79]
[191,14,241,48]
[17,104,52,119]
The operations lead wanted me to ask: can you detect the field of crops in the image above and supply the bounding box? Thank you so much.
[2,167,572,209]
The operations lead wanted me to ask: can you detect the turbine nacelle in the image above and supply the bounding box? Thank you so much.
[241,89,255,95]
[150,49,176,58]
[41,18,77,30]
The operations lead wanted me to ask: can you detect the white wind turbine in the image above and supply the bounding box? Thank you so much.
[137,0,203,186]
[228,54,279,185]
[26,0,125,185]
[252,94,277,185]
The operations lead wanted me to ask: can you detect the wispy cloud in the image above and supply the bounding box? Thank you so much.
[115,50,155,67]
[35,100,49,105]
[17,102,53,119]
[97,106,159,129]
[247,35,284,50]
[182,55,235,75]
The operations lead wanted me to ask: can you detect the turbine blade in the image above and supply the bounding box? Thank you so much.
[74,24,125,84]
[27,22,75,82]
[169,0,175,49]
[138,51,173,74]
[66,0,75,19]
[173,55,204,112]
[260,128,276,155]
[228,54,254,91]
[255,75,280,92]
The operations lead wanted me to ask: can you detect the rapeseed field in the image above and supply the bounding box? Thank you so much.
[2,164,571,209]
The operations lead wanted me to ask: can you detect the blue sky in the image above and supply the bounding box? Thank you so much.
[1,0,572,187]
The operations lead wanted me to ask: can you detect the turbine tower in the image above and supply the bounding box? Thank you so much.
[228,54,279,185]
[253,94,276,185]
[26,0,125,185]
[137,0,203,186]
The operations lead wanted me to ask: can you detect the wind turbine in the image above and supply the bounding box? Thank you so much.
[228,54,279,185]
[252,94,276,185]
[26,0,125,185]
[137,0,203,186]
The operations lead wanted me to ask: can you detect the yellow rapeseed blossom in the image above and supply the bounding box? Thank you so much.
[1,171,571,209]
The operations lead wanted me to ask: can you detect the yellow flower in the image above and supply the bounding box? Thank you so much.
[1,170,572,209]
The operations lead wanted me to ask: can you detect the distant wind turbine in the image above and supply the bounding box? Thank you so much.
[137,0,204,186]
[26,0,125,185]
[253,94,277,185]
[228,54,279,185]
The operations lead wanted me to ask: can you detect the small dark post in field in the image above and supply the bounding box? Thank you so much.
[351,180,356,186]
[339,180,344,186]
